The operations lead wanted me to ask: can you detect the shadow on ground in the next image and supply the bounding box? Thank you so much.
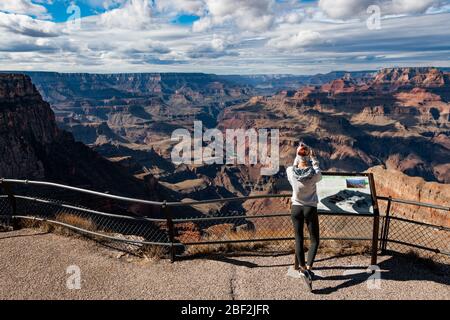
[187,251,450,295]
[0,231,49,240]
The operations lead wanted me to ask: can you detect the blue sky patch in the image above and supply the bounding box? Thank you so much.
[40,0,107,22]
[172,14,200,25]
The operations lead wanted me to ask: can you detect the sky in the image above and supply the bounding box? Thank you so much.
[0,0,449,74]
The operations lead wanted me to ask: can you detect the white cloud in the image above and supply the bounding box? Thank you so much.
[0,0,49,18]
[193,0,275,32]
[99,0,152,29]
[192,16,212,32]
[318,0,370,20]
[80,0,127,9]
[0,36,77,53]
[187,35,238,58]
[0,0,449,73]
[279,11,304,24]
[267,30,325,50]
[318,0,442,20]
[156,0,204,16]
[390,0,438,14]
[122,40,171,54]
[0,12,60,37]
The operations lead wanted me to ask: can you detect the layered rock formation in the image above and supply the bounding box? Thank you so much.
[1,70,448,234]
[367,166,449,228]
[0,74,259,222]
[0,74,147,197]
[22,72,252,156]
[21,68,447,183]
[219,67,450,183]
[3,68,448,212]
[372,67,448,89]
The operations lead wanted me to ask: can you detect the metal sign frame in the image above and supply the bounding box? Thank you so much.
[294,171,380,269]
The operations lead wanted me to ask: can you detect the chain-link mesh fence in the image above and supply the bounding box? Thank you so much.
[16,196,167,242]
[0,192,172,256]
[0,195,11,230]
[0,180,449,265]
[173,213,376,257]
[382,216,450,265]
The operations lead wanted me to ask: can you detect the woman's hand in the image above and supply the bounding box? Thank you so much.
[310,149,320,171]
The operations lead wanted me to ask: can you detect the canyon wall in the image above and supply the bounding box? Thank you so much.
[368,165,449,227]
[0,74,147,197]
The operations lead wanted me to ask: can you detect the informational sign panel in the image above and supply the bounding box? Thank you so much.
[317,175,374,215]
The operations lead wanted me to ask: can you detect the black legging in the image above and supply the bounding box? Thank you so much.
[291,205,320,268]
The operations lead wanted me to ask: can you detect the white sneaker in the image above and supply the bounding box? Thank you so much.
[301,270,313,292]
[286,266,303,279]
[287,267,313,292]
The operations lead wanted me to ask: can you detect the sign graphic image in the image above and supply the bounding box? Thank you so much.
[317,175,374,215]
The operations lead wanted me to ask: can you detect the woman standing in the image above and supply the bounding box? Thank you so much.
[286,143,322,292]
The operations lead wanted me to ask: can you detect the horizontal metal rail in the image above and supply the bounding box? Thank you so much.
[377,196,450,211]
[2,195,444,228]
[172,213,290,223]
[388,215,450,232]
[386,238,450,256]
[2,178,448,212]
[3,194,445,234]
[7,213,446,255]
[11,215,180,247]
[0,195,167,222]
[1,179,163,206]
[169,194,291,206]
[172,211,376,223]
[1,178,449,261]
[182,236,373,246]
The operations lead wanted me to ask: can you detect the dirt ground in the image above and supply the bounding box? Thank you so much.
[0,229,448,300]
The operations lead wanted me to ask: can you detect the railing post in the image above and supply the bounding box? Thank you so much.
[368,173,380,266]
[163,201,176,263]
[0,179,18,230]
[381,196,392,254]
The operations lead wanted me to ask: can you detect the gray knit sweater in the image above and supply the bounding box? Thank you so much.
[286,155,322,206]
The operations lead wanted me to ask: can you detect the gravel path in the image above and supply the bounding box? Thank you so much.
[0,229,448,300]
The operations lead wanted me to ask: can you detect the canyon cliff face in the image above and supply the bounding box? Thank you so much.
[367,166,449,228]
[372,67,448,89]
[0,74,58,179]
[19,68,449,184]
[22,72,252,155]
[0,74,147,197]
[0,74,260,220]
[219,67,450,183]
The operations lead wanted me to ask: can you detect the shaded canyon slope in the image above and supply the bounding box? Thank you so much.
[0,74,148,198]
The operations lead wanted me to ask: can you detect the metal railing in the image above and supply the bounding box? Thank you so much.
[0,178,449,265]
[377,196,450,261]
